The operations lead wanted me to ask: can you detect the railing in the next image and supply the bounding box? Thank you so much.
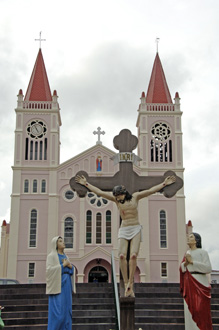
[146,103,175,111]
[111,251,120,330]
[23,101,52,110]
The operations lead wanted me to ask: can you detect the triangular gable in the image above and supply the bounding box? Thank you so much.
[58,144,116,171]
[77,246,117,261]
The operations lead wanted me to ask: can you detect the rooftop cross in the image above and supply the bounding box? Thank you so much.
[35,31,46,49]
[93,127,105,145]
[156,37,160,53]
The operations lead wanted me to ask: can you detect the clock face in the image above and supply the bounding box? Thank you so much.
[27,120,47,139]
[31,123,43,136]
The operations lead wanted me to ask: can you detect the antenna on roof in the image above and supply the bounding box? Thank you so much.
[35,31,46,49]
[155,37,160,53]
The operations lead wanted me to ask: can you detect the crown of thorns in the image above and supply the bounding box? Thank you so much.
[112,185,126,196]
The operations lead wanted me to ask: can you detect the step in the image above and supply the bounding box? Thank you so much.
[1,282,219,329]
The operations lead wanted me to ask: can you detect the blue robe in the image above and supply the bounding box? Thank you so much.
[47,254,73,330]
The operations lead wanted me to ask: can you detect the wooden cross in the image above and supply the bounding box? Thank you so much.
[93,127,105,145]
[35,31,46,49]
[70,128,183,197]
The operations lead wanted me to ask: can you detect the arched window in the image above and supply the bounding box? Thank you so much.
[33,180,37,193]
[160,143,163,162]
[30,141,33,160]
[169,140,172,162]
[106,211,111,244]
[86,211,92,244]
[29,209,37,248]
[64,217,74,248]
[25,138,29,160]
[160,210,167,248]
[24,179,29,193]
[41,179,46,193]
[35,141,38,160]
[39,141,43,160]
[96,212,102,244]
[44,138,47,160]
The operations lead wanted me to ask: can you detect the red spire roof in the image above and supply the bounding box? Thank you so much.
[24,49,52,101]
[146,53,172,104]
[188,220,193,227]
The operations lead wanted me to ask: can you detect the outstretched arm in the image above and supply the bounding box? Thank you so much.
[133,176,176,201]
[75,175,116,202]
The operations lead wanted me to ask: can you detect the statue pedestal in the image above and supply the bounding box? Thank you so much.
[120,297,135,330]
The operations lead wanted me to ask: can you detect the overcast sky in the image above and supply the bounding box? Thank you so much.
[0,0,218,269]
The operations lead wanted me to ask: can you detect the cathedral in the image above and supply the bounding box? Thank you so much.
[0,47,188,284]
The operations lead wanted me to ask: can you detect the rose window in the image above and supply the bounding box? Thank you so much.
[87,192,108,207]
[151,122,171,141]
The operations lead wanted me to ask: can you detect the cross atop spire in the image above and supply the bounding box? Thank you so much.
[93,127,105,145]
[156,37,160,53]
[35,31,46,49]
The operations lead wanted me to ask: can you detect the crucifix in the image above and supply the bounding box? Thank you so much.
[35,31,46,49]
[70,128,183,329]
[93,127,105,145]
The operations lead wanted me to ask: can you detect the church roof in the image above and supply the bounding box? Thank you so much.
[24,48,52,101]
[146,52,172,104]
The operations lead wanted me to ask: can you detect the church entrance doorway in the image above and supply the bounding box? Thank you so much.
[88,266,108,283]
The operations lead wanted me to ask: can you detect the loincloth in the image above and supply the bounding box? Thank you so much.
[118,224,142,241]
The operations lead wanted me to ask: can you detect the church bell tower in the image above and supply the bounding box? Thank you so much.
[7,48,62,280]
[136,52,186,282]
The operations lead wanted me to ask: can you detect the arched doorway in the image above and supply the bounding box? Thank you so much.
[88,266,108,283]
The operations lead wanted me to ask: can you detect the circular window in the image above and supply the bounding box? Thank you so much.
[65,190,74,200]
[151,122,171,141]
[63,189,76,202]
[87,192,108,208]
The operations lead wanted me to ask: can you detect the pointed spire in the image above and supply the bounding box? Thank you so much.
[146,53,172,104]
[24,49,52,101]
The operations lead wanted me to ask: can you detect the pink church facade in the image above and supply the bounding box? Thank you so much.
[3,48,187,284]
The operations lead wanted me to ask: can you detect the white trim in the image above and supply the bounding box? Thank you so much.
[62,187,76,202]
